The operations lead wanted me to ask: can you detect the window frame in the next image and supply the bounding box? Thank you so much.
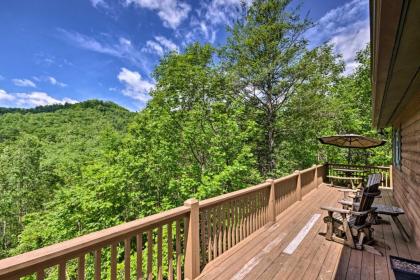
[393,127,402,169]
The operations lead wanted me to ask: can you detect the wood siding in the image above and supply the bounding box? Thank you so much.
[393,107,420,247]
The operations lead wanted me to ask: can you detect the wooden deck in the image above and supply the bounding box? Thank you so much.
[197,184,420,280]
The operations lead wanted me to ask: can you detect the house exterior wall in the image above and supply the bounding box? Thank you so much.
[392,98,420,247]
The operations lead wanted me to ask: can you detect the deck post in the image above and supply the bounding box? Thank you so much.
[267,179,276,223]
[389,164,393,189]
[295,170,302,201]
[184,198,200,280]
[313,164,318,188]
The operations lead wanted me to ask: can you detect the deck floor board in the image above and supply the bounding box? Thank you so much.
[197,184,420,280]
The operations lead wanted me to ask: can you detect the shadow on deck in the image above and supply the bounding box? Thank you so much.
[197,184,420,280]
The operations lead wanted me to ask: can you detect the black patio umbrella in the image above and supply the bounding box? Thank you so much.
[318,134,386,163]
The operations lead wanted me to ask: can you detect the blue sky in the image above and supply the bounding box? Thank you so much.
[0,0,369,111]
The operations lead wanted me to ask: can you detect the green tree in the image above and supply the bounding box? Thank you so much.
[0,135,58,257]
[222,0,336,176]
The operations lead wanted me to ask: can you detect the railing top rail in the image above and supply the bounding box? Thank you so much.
[327,163,390,170]
[199,181,271,209]
[0,205,190,277]
[273,172,298,184]
[300,164,321,174]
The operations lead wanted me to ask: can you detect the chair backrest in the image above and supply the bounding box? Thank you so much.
[354,173,382,226]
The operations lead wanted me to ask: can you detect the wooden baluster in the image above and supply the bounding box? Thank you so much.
[95,250,101,280]
[176,220,182,280]
[261,190,265,226]
[147,230,153,280]
[235,199,239,245]
[59,262,66,280]
[250,195,254,233]
[227,201,232,250]
[136,233,143,280]
[199,211,204,267]
[207,209,212,262]
[250,194,255,233]
[242,197,247,238]
[250,194,254,233]
[168,223,174,280]
[212,207,217,258]
[36,270,45,280]
[184,216,189,257]
[240,197,246,241]
[222,204,227,253]
[262,190,266,224]
[111,243,117,280]
[217,205,223,256]
[125,238,131,280]
[211,207,217,258]
[256,193,260,229]
[246,195,250,237]
[78,254,85,280]
[247,195,251,236]
[248,195,252,234]
[255,192,259,230]
[245,196,249,238]
[157,226,163,280]
[258,191,262,228]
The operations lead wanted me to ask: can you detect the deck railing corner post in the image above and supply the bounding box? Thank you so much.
[389,164,393,189]
[313,164,319,188]
[295,170,302,201]
[266,179,276,223]
[184,198,200,280]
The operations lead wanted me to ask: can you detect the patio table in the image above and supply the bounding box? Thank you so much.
[328,168,367,189]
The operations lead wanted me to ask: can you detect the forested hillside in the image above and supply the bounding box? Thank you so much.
[0,100,134,257]
[0,0,390,276]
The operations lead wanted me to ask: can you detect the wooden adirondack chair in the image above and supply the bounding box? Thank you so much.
[320,174,387,256]
[338,173,383,207]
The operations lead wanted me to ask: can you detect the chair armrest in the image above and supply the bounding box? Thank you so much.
[350,208,375,216]
[338,200,354,206]
[320,206,350,214]
[337,189,358,193]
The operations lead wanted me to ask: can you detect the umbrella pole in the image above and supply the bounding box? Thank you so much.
[347,148,351,164]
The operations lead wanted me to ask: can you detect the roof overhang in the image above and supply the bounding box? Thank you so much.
[370,0,420,129]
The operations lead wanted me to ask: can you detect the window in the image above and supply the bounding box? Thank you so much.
[393,128,402,169]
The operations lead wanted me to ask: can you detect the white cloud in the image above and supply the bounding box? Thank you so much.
[144,41,165,56]
[155,36,178,52]
[143,36,178,57]
[125,0,191,29]
[0,89,16,102]
[33,76,67,87]
[183,0,248,45]
[47,76,67,87]
[16,92,77,107]
[117,68,154,103]
[57,29,149,70]
[90,0,108,8]
[203,0,248,26]
[306,0,369,74]
[0,89,77,107]
[12,78,37,88]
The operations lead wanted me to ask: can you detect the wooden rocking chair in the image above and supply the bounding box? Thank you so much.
[320,174,388,256]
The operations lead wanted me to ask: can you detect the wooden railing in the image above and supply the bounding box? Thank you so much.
[198,181,271,270]
[0,206,191,280]
[326,163,392,188]
[0,164,327,280]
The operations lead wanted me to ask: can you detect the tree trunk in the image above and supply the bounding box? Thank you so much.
[266,98,276,176]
